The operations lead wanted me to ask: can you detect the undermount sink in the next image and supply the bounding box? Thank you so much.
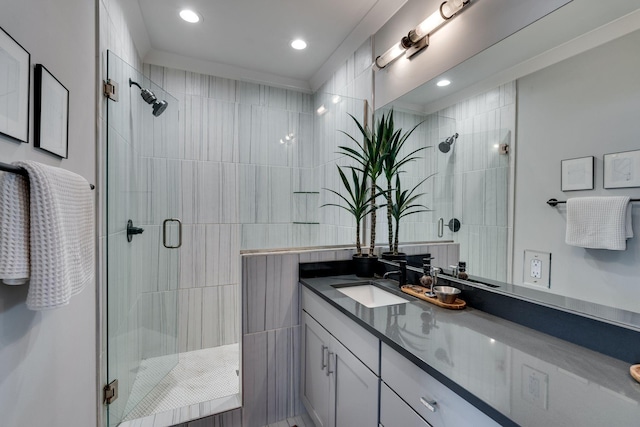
[333,282,408,308]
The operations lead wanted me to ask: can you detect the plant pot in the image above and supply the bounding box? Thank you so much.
[381,252,407,261]
[352,254,378,277]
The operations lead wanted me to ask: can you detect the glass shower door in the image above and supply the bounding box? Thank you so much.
[106,51,181,426]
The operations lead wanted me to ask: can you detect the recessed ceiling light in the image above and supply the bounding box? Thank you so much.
[437,79,451,87]
[291,39,307,50]
[179,9,200,23]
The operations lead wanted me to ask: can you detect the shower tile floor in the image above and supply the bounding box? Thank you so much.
[124,343,240,422]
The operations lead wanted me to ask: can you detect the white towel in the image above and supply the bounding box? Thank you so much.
[0,161,94,310]
[565,196,633,250]
[0,171,30,285]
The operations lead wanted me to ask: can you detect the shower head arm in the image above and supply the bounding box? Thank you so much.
[129,78,142,90]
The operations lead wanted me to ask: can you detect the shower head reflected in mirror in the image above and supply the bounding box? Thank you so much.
[129,78,169,117]
[438,132,459,153]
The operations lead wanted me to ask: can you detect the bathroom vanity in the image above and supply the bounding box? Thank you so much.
[299,275,640,427]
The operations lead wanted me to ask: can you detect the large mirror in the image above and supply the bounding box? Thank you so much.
[375,0,640,327]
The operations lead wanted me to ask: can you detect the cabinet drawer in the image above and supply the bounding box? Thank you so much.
[381,343,499,427]
[380,383,432,427]
[302,286,379,374]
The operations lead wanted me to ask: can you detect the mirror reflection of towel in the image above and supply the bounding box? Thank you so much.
[565,196,632,250]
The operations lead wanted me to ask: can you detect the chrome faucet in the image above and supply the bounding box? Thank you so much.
[382,260,407,287]
[449,265,459,278]
[426,266,440,297]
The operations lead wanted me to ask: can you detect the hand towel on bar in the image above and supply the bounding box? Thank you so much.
[13,161,94,310]
[565,196,633,250]
[0,171,30,285]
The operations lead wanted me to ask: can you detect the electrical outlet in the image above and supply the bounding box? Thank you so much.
[523,250,551,288]
[522,364,549,410]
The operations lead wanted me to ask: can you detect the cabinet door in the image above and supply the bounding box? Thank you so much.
[380,383,432,427]
[330,337,379,427]
[302,313,332,427]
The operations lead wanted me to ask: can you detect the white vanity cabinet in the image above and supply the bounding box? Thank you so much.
[301,288,379,427]
[301,312,379,427]
[381,342,500,427]
[380,383,432,427]
[301,285,500,427]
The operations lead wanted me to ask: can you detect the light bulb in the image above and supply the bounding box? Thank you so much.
[179,9,200,23]
[291,39,307,50]
[437,79,451,87]
[410,0,465,42]
[375,42,405,69]
[316,105,327,115]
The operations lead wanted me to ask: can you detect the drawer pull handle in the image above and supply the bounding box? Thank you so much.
[321,345,328,370]
[327,352,335,376]
[420,396,437,412]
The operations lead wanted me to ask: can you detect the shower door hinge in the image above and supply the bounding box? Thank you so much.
[103,379,118,405]
[104,79,119,102]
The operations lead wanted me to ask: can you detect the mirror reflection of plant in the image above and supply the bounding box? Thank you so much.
[338,113,390,256]
[389,174,433,255]
[380,110,426,255]
[322,165,380,257]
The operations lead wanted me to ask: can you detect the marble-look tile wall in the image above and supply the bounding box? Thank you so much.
[142,65,320,356]
[438,83,515,282]
[379,83,515,281]
[313,39,374,248]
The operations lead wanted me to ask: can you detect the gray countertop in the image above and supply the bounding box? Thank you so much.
[300,275,640,427]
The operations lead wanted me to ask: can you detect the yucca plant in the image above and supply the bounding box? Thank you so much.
[380,110,426,255]
[338,112,391,256]
[322,165,379,256]
[390,174,433,254]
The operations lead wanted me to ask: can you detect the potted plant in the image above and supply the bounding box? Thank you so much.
[322,165,379,277]
[338,112,390,258]
[379,110,426,258]
[390,174,433,255]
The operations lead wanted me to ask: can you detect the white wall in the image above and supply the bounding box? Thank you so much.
[0,0,96,426]
[514,29,640,311]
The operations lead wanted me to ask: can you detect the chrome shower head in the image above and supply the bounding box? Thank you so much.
[438,132,459,153]
[129,78,169,117]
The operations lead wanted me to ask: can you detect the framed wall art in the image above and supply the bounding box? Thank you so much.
[34,64,69,158]
[0,26,30,143]
[604,149,640,189]
[561,156,594,191]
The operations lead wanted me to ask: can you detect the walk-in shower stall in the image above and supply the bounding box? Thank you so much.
[105,51,241,426]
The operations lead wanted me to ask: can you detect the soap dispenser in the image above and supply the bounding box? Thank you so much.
[457,261,468,280]
[419,255,433,287]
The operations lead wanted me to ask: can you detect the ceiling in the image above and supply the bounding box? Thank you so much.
[127,0,407,92]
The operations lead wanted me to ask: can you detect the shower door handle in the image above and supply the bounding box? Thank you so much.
[163,218,182,249]
[438,218,444,238]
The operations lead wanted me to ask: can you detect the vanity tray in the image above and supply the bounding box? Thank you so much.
[401,285,466,310]
[631,365,640,384]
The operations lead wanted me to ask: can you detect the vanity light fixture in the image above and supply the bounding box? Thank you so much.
[375,0,470,69]
[316,104,327,115]
[331,95,341,104]
[179,9,200,23]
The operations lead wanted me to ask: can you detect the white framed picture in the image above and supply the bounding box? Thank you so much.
[561,156,593,191]
[604,150,640,189]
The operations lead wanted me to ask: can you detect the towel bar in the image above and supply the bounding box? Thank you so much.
[0,161,95,190]
[547,198,640,207]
